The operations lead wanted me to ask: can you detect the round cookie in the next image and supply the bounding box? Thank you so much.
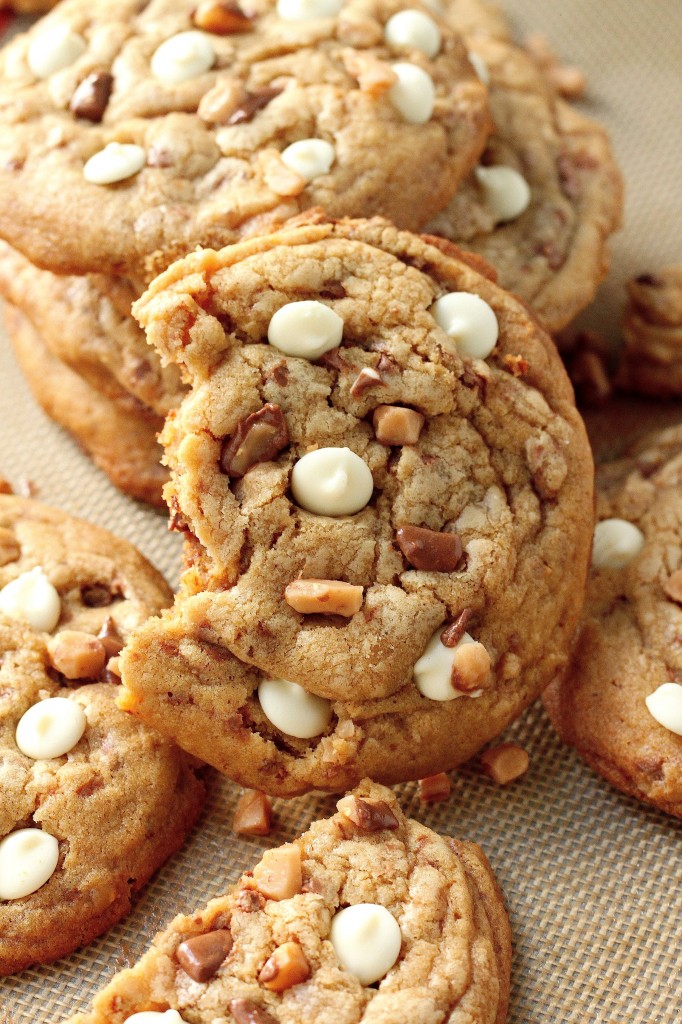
[65,780,511,1024]
[119,215,594,794]
[4,304,168,507]
[0,495,206,974]
[0,241,185,417]
[0,0,490,280]
[616,265,682,398]
[425,37,623,333]
[544,425,682,819]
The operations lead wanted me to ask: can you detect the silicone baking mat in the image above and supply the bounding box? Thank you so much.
[1,2,681,1021]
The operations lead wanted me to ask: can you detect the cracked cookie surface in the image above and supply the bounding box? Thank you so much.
[0,496,206,974]
[0,0,489,280]
[545,425,682,819]
[65,780,511,1024]
[119,215,593,794]
[425,37,622,333]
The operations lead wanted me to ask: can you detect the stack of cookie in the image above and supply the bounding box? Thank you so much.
[0,0,621,504]
[10,1,682,1020]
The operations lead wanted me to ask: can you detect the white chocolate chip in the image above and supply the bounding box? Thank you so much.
[83,143,146,185]
[475,165,531,223]
[0,567,61,632]
[257,678,332,738]
[592,518,645,569]
[15,697,87,760]
[268,300,343,360]
[330,903,402,985]
[467,51,489,85]
[291,447,373,516]
[151,31,215,84]
[388,62,435,124]
[0,829,59,900]
[430,292,499,359]
[277,0,343,19]
[645,683,682,736]
[280,139,336,182]
[414,630,483,701]
[384,10,441,58]
[124,1013,187,1024]
[27,24,87,79]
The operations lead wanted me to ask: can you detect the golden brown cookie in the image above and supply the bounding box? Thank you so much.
[544,425,682,818]
[616,266,682,398]
[425,37,623,333]
[118,215,594,795]
[65,780,511,1024]
[0,0,56,12]
[0,496,206,974]
[0,241,184,417]
[4,304,168,507]
[0,0,490,280]
[441,0,509,41]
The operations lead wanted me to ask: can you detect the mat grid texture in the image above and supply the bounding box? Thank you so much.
[2,1,682,1021]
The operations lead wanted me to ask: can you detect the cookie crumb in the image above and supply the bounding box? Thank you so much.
[233,790,273,836]
[418,772,452,803]
[480,743,529,784]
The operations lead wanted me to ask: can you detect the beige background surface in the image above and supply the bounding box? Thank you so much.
[1,2,682,1022]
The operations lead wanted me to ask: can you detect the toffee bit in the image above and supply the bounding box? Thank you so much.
[440,607,473,647]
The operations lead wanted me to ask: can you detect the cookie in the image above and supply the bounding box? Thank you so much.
[544,425,682,818]
[616,266,682,398]
[0,495,206,974]
[118,215,594,795]
[4,304,168,507]
[65,780,511,1024]
[0,0,489,280]
[0,0,56,11]
[425,37,623,333]
[441,0,509,42]
[0,241,184,417]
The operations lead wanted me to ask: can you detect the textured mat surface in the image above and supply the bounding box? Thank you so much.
[1,2,682,1022]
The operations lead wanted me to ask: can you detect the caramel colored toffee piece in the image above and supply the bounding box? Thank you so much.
[545,425,682,818]
[65,781,511,1024]
[0,496,206,975]
[425,37,623,333]
[118,216,593,795]
[0,0,490,280]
